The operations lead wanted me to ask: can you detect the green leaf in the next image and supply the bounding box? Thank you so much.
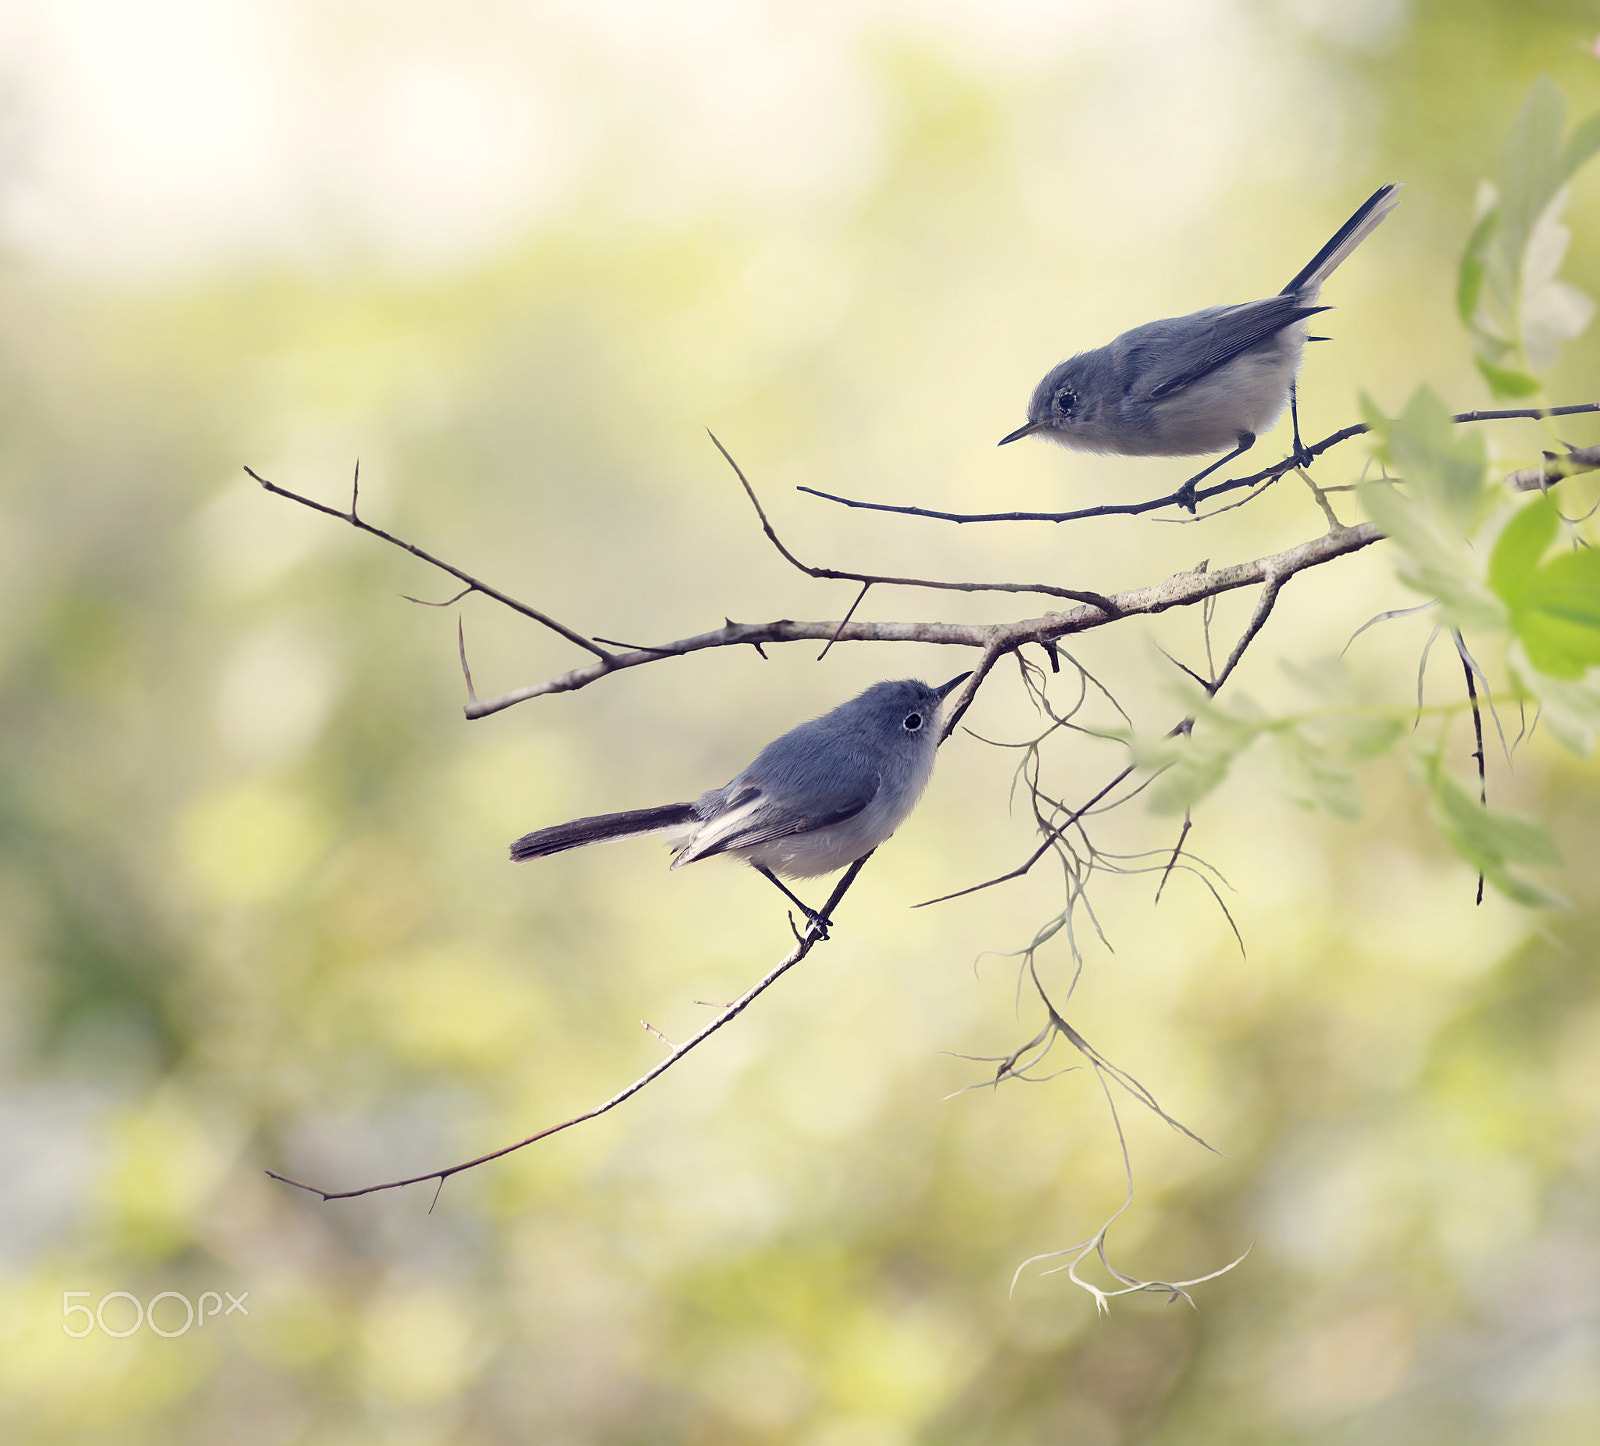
[1481,863,1568,910]
[1138,702,1265,816]
[1456,205,1497,327]
[1330,714,1406,761]
[1488,492,1560,602]
[1360,394,1505,632]
[1362,483,1496,629]
[1359,391,1394,456]
[1277,728,1362,821]
[1280,656,1351,707]
[1557,106,1600,187]
[1509,643,1600,754]
[1465,83,1600,389]
[1492,497,1600,677]
[1387,388,1489,535]
[1432,774,1561,867]
[1495,77,1566,305]
[1514,548,1600,677]
[1473,356,1542,398]
[1520,192,1596,370]
[1424,751,1566,908]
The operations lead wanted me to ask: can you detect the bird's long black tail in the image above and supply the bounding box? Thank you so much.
[1281,182,1403,297]
[510,803,697,862]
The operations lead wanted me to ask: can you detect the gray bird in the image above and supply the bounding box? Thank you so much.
[511,674,970,924]
[1000,184,1403,508]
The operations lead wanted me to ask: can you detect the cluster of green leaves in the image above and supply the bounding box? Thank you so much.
[1134,621,1576,910]
[1133,665,1402,828]
[1458,76,1600,397]
[1143,380,1599,907]
[1137,71,1600,911]
[1358,385,1600,762]
[1140,79,1600,908]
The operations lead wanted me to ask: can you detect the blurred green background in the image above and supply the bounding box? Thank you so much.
[2,1,1599,1441]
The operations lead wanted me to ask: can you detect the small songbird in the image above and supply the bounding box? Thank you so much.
[510,674,971,922]
[1000,184,1403,507]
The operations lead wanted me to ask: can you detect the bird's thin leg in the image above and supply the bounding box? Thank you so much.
[753,865,831,939]
[1175,431,1256,512]
[1289,385,1313,468]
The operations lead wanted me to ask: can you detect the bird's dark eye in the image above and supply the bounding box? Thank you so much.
[1055,386,1077,416]
[902,711,923,732]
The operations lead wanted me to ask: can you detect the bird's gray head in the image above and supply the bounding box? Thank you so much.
[999,357,1088,446]
[852,673,971,743]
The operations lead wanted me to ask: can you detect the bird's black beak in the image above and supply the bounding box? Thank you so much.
[998,420,1044,446]
[934,672,973,700]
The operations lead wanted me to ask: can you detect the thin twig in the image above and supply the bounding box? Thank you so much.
[1212,572,1287,694]
[1454,630,1488,908]
[1153,813,1193,905]
[267,854,874,1202]
[819,581,871,662]
[403,585,475,608]
[916,765,1135,907]
[708,432,1119,612]
[457,617,477,704]
[924,568,1295,906]
[244,465,614,662]
[1341,600,1437,656]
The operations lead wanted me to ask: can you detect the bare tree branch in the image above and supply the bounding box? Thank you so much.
[466,523,1381,718]
[465,617,993,718]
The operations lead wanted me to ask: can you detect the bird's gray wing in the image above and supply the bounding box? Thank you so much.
[670,782,877,868]
[1144,297,1326,400]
